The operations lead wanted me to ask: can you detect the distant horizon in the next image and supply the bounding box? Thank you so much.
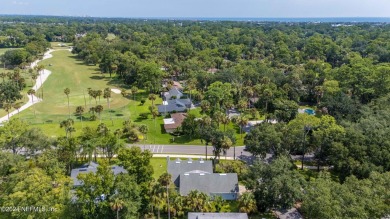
[1,14,390,23]
[1,0,389,19]
[1,14,390,18]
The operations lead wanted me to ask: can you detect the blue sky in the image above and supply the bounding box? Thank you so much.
[1,0,390,18]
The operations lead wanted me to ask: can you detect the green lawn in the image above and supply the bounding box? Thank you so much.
[150,157,168,179]
[0,47,247,145]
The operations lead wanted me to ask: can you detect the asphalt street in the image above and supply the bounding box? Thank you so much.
[129,144,252,159]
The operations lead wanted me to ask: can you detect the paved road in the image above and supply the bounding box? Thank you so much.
[128,144,252,159]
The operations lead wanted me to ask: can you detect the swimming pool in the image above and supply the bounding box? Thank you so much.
[304,108,316,115]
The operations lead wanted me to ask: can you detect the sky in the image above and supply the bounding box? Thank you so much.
[1,0,390,18]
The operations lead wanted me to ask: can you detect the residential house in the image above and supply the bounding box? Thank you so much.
[162,80,183,90]
[158,87,193,114]
[163,87,184,100]
[167,157,239,200]
[180,172,239,200]
[70,162,127,187]
[163,113,187,133]
[188,212,249,219]
[168,157,213,187]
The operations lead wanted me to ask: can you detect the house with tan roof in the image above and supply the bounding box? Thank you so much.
[163,113,187,133]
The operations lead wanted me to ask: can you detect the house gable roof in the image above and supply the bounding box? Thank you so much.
[167,158,213,187]
[163,113,187,130]
[158,99,192,113]
[188,213,248,219]
[71,162,127,187]
[179,173,239,197]
[188,212,248,219]
[163,87,183,100]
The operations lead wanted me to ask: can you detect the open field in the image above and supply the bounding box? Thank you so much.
[18,49,130,120]
[0,47,246,145]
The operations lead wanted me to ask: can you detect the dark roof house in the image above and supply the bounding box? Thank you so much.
[163,87,183,100]
[167,157,239,200]
[180,172,239,200]
[159,87,194,113]
[71,162,127,187]
[158,99,193,113]
[167,157,213,187]
[188,212,248,219]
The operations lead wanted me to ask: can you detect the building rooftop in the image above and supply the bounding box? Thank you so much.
[179,172,239,198]
[158,99,192,113]
[71,162,127,187]
[167,157,213,187]
[163,87,183,100]
[188,212,248,219]
[163,113,187,130]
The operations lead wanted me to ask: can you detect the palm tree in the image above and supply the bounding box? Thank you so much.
[60,118,75,138]
[87,88,92,107]
[213,111,225,128]
[110,197,124,219]
[171,195,184,218]
[64,88,71,118]
[148,93,157,106]
[131,86,138,101]
[149,105,159,128]
[95,105,104,123]
[151,182,165,219]
[120,88,127,97]
[31,73,38,87]
[139,124,149,147]
[186,78,197,101]
[13,102,22,118]
[237,98,248,112]
[27,89,36,116]
[96,89,102,104]
[103,88,111,110]
[212,196,226,212]
[262,88,273,112]
[91,90,98,105]
[238,192,257,214]
[220,115,230,132]
[35,64,44,99]
[3,102,12,120]
[75,106,85,124]
[243,86,254,109]
[104,88,112,124]
[158,173,172,219]
[233,115,249,139]
[200,100,211,114]
[221,135,233,160]
[185,190,210,212]
[314,85,324,104]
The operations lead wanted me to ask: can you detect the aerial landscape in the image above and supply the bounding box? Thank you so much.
[0,0,389,219]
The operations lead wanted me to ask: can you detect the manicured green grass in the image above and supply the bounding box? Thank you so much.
[17,50,129,120]
[50,42,72,49]
[150,157,168,179]
[0,47,20,56]
[3,48,248,145]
